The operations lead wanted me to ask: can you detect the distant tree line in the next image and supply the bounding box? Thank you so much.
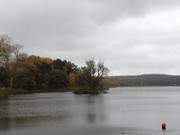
[105,74,180,87]
[0,35,109,94]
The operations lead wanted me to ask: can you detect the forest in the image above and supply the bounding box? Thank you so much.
[0,35,109,97]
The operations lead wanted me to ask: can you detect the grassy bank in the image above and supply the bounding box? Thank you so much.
[0,86,109,99]
[0,87,74,99]
[72,86,109,94]
[0,87,26,99]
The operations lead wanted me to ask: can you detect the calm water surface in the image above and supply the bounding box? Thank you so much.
[0,87,180,135]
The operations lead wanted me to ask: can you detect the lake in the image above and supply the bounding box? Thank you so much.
[0,87,180,135]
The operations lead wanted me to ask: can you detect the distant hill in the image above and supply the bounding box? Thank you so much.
[104,74,180,87]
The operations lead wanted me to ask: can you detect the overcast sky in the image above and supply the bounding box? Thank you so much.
[1,0,180,75]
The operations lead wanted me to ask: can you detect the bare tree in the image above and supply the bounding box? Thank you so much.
[0,35,24,88]
[13,44,23,61]
[77,59,109,94]
[97,61,109,78]
[0,35,14,68]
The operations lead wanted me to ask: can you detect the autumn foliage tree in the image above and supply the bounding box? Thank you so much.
[68,72,77,88]
[0,35,109,95]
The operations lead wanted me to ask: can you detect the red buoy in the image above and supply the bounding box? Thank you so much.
[161,122,167,131]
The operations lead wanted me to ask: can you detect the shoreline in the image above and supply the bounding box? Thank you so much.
[1,85,180,99]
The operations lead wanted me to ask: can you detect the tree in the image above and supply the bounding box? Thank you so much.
[0,35,15,68]
[13,67,36,91]
[10,44,24,88]
[0,35,110,95]
[0,35,16,87]
[0,67,9,87]
[76,59,109,94]
[68,72,77,88]
[47,69,68,89]
[13,44,23,61]
[53,59,78,74]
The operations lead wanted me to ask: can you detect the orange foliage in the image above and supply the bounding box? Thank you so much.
[68,72,77,87]
[25,56,53,65]
[39,57,53,65]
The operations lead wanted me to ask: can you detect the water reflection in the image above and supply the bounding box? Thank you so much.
[1,87,180,135]
[0,116,69,131]
[0,93,107,131]
[70,94,107,124]
[0,100,11,130]
[84,95,106,123]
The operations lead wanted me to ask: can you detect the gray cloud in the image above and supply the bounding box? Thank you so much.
[1,0,180,75]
